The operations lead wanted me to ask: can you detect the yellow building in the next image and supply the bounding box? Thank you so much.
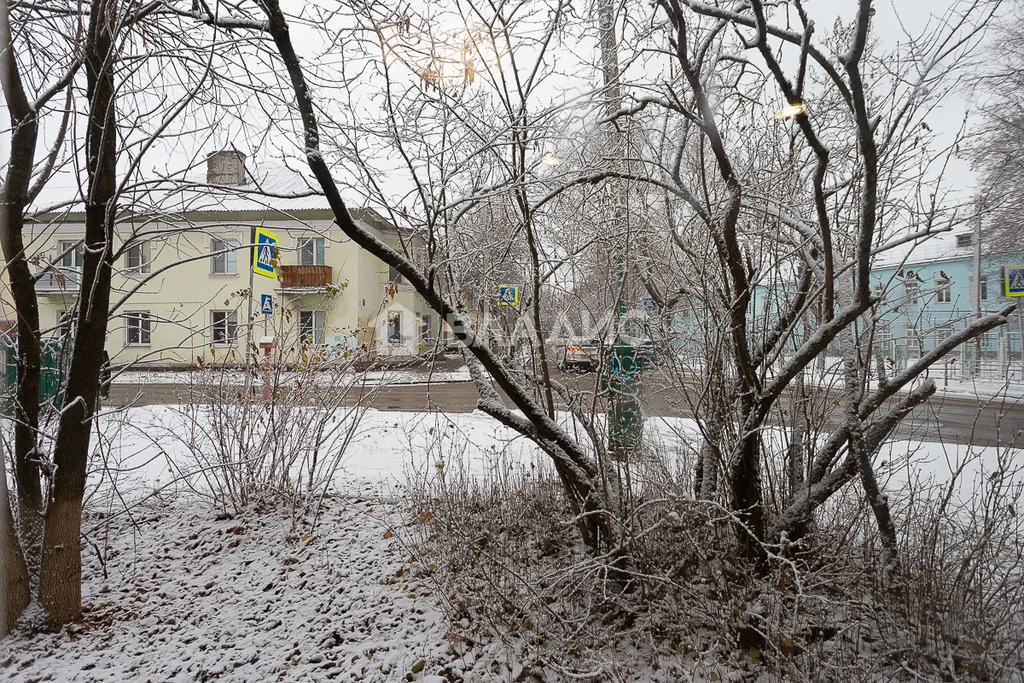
[23,151,441,367]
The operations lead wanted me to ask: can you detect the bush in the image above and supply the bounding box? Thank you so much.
[403,428,1024,681]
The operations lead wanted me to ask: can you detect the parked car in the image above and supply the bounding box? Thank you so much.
[560,337,603,372]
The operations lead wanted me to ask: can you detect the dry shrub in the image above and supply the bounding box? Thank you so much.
[404,431,1024,682]
[149,343,374,521]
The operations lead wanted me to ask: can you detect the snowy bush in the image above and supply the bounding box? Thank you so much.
[158,340,374,520]
[404,431,1024,681]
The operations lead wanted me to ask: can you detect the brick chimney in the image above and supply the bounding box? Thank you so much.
[206,150,247,185]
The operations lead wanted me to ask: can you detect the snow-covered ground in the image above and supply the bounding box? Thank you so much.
[5,407,1021,681]
[71,405,1024,529]
[3,487,528,682]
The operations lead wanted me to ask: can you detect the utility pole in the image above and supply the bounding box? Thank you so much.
[598,0,626,336]
[247,226,256,372]
[597,0,643,460]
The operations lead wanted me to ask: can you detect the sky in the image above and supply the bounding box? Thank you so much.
[0,0,1004,210]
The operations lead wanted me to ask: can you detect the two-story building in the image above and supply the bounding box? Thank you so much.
[20,150,443,367]
[871,230,1024,377]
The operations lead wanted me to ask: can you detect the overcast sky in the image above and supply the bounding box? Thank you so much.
[0,0,1002,209]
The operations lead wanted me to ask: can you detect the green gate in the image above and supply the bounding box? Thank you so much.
[2,337,70,409]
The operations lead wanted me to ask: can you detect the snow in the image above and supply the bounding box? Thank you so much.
[55,405,1024,524]
[2,408,552,682]
[4,407,1021,681]
[4,490,477,682]
[81,407,546,507]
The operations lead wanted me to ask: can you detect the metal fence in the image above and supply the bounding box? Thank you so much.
[912,331,1024,387]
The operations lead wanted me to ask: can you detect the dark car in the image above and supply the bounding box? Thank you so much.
[621,335,660,364]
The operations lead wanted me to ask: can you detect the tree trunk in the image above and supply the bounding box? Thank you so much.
[840,315,900,577]
[852,425,900,579]
[0,0,45,570]
[787,370,807,495]
[696,353,725,498]
[1,465,29,638]
[37,0,117,629]
[730,429,766,564]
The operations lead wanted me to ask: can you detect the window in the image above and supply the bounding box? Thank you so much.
[933,324,952,351]
[298,237,325,266]
[125,241,150,273]
[298,310,325,345]
[873,323,893,360]
[59,240,84,268]
[210,238,238,275]
[935,279,951,303]
[388,265,405,284]
[387,311,402,345]
[420,314,432,341]
[905,280,920,304]
[980,276,988,301]
[956,233,973,248]
[873,284,884,300]
[211,310,238,345]
[125,311,151,346]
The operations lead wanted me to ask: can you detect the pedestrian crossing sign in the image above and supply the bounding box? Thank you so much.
[252,227,278,278]
[498,285,519,306]
[1006,265,1024,297]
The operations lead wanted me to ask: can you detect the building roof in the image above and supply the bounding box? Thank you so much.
[874,227,1024,270]
[30,159,400,230]
[874,229,982,269]
[155,161,333,216]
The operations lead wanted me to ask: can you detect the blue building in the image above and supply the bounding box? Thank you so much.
[667,231,1023,383]
[872,231,1024,378]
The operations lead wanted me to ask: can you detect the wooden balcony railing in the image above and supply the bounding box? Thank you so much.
[280,265,333,290]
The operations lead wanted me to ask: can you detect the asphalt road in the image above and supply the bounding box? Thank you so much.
[108,370,1024,448]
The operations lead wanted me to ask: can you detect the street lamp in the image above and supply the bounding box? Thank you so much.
[773,102,807,120]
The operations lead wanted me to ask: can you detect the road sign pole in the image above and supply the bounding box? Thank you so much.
[247,226,255,371]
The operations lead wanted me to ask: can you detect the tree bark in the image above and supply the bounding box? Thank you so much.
[0,0,45,572]
[37,0,118,629]
[787,370,808,495]
[0,465,29,638]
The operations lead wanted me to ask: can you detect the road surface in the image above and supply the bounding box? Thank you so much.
[107,368,1024,448]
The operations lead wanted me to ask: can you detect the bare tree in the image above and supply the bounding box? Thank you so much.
[642,0,1012,568]
[2,0,249,630]
[165,0,1018,581]
[971,0,1024,250]
[0,0,81,636]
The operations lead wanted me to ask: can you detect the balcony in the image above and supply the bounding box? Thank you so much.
[35,268,81,295]
[279,265,334,293]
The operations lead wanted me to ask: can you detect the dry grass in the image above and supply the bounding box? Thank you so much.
[403,437,1024,682]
